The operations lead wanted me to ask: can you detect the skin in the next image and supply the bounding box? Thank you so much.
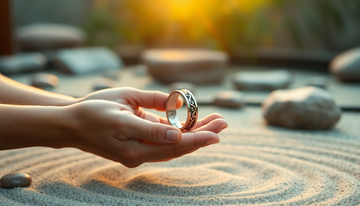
[0,74,228,168]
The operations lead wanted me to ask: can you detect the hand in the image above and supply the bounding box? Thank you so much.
[64,88,228,168]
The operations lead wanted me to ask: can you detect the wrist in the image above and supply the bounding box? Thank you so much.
[0,105,74,150]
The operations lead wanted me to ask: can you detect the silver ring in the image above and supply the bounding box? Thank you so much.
[166,89,198,131]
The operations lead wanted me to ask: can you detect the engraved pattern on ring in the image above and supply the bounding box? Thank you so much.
[183,90,198,131]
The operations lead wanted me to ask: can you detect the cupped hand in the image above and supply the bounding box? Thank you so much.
[68,87,228,167]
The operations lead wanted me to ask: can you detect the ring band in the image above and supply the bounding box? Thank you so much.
[166,89,198,131]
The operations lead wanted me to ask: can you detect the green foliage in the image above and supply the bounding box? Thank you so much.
[84,0,360,51]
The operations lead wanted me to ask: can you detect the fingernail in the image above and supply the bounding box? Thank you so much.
[167,130,180,142]
[206,138,220,145]
[218,124,228,133]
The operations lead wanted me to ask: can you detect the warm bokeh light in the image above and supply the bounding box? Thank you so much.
[167,0,196,20]
[86,0,360,53]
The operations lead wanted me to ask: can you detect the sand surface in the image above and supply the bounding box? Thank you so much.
[0,107,359,206]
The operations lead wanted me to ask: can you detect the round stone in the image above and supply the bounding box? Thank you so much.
[0,53,47,75]
[233,69,292,91]
[329,47,360,82]
[214,91,244,108]
[0,173,32,188]
[143,49,228,84]
[16,23,85,51]
[262,86,341,129]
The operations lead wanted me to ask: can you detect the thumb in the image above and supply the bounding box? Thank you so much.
[123,114,182,144]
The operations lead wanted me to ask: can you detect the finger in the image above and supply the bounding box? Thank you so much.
[192,118,228,134]
[191,113,224,130]
[148,147,200,162]
[157,113,225,126]
[137,108,161,123]
[137,131,219,162]
[123,87,182,111]
[120,113,182,144]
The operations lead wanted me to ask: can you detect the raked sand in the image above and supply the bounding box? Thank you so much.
[0,108,359,205]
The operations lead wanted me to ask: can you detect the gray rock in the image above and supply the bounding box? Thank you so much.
[102,69,120,80]
[93,78,115,91]
[0,53,47,74]
[262,86,341,129]
[306,76,327,89]
[133,65,148,77]
[117,45,144,64]
[233,69,292,91]
[55,47,123,75]
[143,49,228,84]
[214,91,244,108]
[0,173,32,188]
[169,82,196,94]
[16,23,85,51]
[329,47,360,82]
[30,73,59,88]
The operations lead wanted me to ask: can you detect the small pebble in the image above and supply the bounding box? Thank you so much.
[169,82,196,94]
[214,91,244,108]
[306,77,327,89]
[30,73,59,89]
[134,65,148,77]
[0,173,32,188]
[103,69,120,80]
[93,78,115,91]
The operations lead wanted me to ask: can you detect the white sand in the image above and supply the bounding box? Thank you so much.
[0,108,359,206]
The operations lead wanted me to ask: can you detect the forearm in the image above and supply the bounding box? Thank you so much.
[0,74,78,106]
[0,104,72,150]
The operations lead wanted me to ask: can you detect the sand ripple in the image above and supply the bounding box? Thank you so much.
[0,116,360,205]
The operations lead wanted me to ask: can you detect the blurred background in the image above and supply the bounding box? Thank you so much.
[4,0,360,60]
[1,0,360,114]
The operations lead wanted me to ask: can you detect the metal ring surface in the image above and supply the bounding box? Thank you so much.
[166,89,198,131]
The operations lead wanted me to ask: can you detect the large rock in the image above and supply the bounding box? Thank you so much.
[16,23,85,51]
[234,69,292,91]
[169,82,196,94]
[0,53,47,74]
[329,47,360,82]
[54,47,123,75]
[262,87,341,129]
[143,49,228,84]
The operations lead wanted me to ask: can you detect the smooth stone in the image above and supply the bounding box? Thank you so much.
[169,82,196,94]
[329,47,360,82]
[214,91,244,108]
[0,53,47,75]
[30,73,59,88]
[133,65,148,77]
[55,47,123,75]
[0,173,32,188]
[306,76,327,89]
[102,69,121,80]
[233,69,292,91]
[262,86,341,129]
[143,49,228,84]
[93,78,115,91]
[16,23,85,51]
[117,45,143,64]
